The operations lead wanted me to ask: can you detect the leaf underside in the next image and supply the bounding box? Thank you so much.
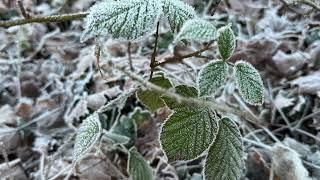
[162,0,196,33]
[73,113,101,163]
[175,19,217,42]
[137,75,173,112]
[235,61,264,105]
[81,0,162,41]
[160,106,219,161]
[204,117,243,180]
[217,25,236,60]
[128,147,153,180]
[198,60,228,97]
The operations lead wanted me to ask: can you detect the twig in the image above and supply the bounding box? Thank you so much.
[17,0,31,19]
[0,12,88,27]
[207,0,222,15]
[150,21,160,78]
[155,43,213,67]
[94,39,104,77]
[128,42,134,71]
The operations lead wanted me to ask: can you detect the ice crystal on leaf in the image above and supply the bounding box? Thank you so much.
[175,19,217,42]
[234,61,264,105]
[73,113,102,163]
[204,117,243,180]
[162,0,196,33]
[81,0,162,42]
[198,60,228,97]
[160,106,219,161]
[217,24,236,60]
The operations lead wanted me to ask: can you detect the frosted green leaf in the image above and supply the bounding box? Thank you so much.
[110,116,137,141]
[160,106,219,161]
[137,75,173,112]
[128,147,153,180]
[162,0,196,33]
[234,61,264,105]
[175,19,217,42]
[217,24,236,60]
[198,60,228,97]
[73,113,102,163]
[81,0,162,42]
[162,85,198,109]
[130,107,151,127]
[102,131,130,145]
[98,89,136,112]
[204,117,243,180]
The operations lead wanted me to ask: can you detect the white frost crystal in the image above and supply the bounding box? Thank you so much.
[81,0,162,41]
[162,0,196,33]
[175,19,217,42]
[234,61,264,105]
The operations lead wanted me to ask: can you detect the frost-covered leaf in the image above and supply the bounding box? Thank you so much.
[98,89,136,112]
[128,147,153,180]
[102,131,130,145]
[198,60,228,97]
[73,113,102,163]
[162,85,198,109]
[217,24,236,60]
[110,116,137,141]
[137,75,173,112]
[130,107,151,127]
[204,117,243,180]
[175,19,217,42]
[234,61,264,105]
[162,0,196,33]
[81,0,162,41]
[160,106,219,161]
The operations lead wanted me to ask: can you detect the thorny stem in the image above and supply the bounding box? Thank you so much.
[114,63,262,125]
[0,12,88,27]
[155,43,213,67]
[128,42,134,71]
[150,21,160,78]
[17,0,31,19]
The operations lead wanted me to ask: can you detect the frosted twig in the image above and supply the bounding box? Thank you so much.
[150,21,160,78]
[17,0,31,19]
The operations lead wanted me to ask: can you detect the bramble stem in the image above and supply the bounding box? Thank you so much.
[150,21,160,78]
[0,12,88,27]
[128,42,134,71]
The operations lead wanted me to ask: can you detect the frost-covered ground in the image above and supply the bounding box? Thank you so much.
[0,0,320,179]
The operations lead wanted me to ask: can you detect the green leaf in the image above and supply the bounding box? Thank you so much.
[204,117,243,180]
[73,113,102,163]
[110,116,137,141]
[99,89,136,112]
[136,74,173,112]
[175,19,217,42]
[198,60,228,97]
[162,85,198,109]
[102,131,130,145]
[130,107,151,127]
[234,61,264,105]
[128,147,153,180]
[217,24,236,60]
[162,0,196,33]
[81,0,162,42]
[160,106,219,161]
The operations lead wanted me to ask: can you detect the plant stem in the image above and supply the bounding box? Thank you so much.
[155,43,213,67]
[150,21,160,78]
[128,42,134,71]
[17,0,31,19]
[114,63,262,125]
[0,12,88,27]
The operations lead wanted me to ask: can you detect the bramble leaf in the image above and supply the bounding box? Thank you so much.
[81,0,162,42]
[73,113,102,163]
[234,61,264,105]
[136,75,173,112]
[160,106,219,161]
[110,116,137,141]
[162,85,198,109]
[204,117,243,180]
[175,19,217,42]
[162,0,196,33]
[217,24,236,60]
[198,60,228,97]
[128,147,153,180]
